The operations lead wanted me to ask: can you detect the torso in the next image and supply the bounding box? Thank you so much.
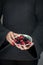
[3,0,37,35]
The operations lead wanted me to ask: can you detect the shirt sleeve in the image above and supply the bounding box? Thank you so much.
[31,21,43,55]
[31,0,43,56]
[0,0,10,47]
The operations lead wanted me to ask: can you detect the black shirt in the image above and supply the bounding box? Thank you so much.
[0,0,43,53]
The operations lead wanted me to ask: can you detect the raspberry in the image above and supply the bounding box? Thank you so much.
[14,39,20,44]
[26,40,30,44]
[19,35,24,40]
[28,42,32,45]
[23,37,28,41]
[20,40,25,45]
[14,35,32,45]
[21,42,25,45]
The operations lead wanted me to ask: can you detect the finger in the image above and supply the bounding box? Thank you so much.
[21,44,27,50]
[25,44,30,47]
[10,41,15,46]
[25,43,34,50]
[15,43,22,50]
[8,35,15,46]
[10,33,15,40]
[14,43,24,50]
[18,44,24,50]
[14,33,18,36]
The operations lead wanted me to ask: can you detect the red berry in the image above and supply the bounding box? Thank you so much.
[26,40,30,44]
[23,37,29,41]
[20,40,23,42]
[20,40,25,45]
[19,35,24,40]
[21,42,25,45]
[28,42,32,45]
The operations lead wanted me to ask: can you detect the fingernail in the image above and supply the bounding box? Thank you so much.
[12,42,15,46]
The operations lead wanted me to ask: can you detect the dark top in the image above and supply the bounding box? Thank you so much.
[0,0,43,60]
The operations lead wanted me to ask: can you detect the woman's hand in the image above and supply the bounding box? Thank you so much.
[6,31,18,46]
[6,31,25,50]
[19,43,34,50]
[6,31,33,50]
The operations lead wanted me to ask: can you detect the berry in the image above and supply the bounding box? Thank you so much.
[28,42,32,45]
[26,40,30,43]
[23,37,28,41]
[14,39,20,44]
[14,35,32,45]
[21,42,25,45]
[19,35,24,40]
[20,40,25,45]
[26,40,30,44]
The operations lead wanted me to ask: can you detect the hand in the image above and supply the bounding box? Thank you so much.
[22,42,34,50]
[6,31,27,50]
[15,42,34,50]
[6,31,34,50]
[6,31,18,46]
